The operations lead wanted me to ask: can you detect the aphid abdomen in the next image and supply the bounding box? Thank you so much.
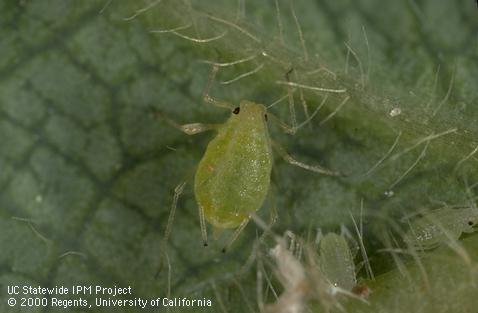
[194,102,273,229]
[318,233,356,291]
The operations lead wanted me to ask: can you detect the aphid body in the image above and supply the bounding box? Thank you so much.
[195,100,272,229]
[403,207,478,249]
[318,232,356,291]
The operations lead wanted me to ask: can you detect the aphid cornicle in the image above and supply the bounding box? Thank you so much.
[403,207,478,250]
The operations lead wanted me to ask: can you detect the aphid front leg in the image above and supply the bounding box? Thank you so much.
[271,141,343,176]
[152,109,219,135]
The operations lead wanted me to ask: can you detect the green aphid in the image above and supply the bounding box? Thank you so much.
[160,65,345,252]
[195,101,272,230]
[317,232,356,291]
[403,207,478,250]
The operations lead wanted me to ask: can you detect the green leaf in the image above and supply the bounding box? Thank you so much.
[1,1,477,312]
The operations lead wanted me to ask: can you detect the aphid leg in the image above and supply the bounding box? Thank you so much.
[162,182,187,250]
[156,181,186,276]
[222,217,250,253]
[271,140,343,176]
[203,64,235,110]
[198,203,208,246]
[151,108,219,135]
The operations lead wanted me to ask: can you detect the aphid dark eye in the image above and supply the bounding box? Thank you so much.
[264,113,268,121]
[468,220,474,226]
[233,107,240,114]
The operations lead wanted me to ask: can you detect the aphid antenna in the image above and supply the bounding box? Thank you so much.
[220,63,265,85]
[202,64,236,110]
[123,0,163,21]
[360,130,402,178]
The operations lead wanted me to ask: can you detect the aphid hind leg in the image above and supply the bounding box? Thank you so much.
[156,181,187,276]
[271,141,343,176]
[198,203,208,246]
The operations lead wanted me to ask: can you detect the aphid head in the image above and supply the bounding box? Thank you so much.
[235,100,268,121]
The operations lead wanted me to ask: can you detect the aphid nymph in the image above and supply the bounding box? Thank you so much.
[403,207,478,250]
[316,231,357,292]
